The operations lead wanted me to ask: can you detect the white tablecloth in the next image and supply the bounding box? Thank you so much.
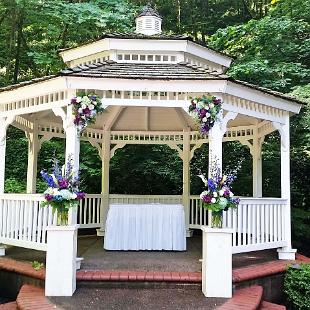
[104,204,186,251]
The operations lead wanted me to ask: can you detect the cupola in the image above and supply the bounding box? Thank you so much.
[135,5,162,36]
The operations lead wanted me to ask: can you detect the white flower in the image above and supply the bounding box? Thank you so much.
[71,193,77,199]
[229,192,234,197]
[92,101,97,106]
[200,190,209,199]
[205,105,209,110]
[89,104,95,110]
[81,104,87,109]
[209,103,214,109]
[211,198,216,203]
[78,108,83,113]
[59,189,72,200]
[198,102,204,109]
[202,117,207,122]
[205,112,211,118]
[219,190,224,196]
[213,192,218,197]
[76,97,82,103]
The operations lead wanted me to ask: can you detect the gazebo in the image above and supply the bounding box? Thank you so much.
[0,6,302,263]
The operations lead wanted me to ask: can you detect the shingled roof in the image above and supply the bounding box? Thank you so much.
[0,61,304,105]
[137,5,161,18]
[59,61,228,80]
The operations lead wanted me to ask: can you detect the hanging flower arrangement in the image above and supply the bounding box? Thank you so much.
[70,94,104,132]
[40,156,86,225]
[188,95,222,136]
[198,165,240,228]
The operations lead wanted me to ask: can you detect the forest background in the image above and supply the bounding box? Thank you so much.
[0,0,309,254]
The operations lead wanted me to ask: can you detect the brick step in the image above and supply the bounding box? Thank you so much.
[260,301,286,310]
[16,284,58,310]
[0,302,18,310]
[217,285,263,310]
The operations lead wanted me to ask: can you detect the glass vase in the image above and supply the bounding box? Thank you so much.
[211,211,223,228]
[57,210,68,226]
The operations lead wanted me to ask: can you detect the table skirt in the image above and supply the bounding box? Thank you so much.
[104,204,186,251]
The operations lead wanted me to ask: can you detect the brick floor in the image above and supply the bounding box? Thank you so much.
[16,284,59,310]
[260,301,286,310]
[0,302,18,310]
[217,285,263,310]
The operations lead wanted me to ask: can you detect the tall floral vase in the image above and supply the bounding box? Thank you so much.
[211,211,223,228]
[57,210,68,226]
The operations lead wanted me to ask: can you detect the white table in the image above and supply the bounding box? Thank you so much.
[104,203,186,251]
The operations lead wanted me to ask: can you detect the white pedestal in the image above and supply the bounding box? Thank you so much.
[201,226,233,298]
[96,228,105,237]
[0,244,5,256]
[277,248,296,260]
[45,225,78,296]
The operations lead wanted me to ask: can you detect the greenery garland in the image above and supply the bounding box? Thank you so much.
[188,95,222,136]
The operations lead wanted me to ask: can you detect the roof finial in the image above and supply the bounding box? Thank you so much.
[135,4,162,35]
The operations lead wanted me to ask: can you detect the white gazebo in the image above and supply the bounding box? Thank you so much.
[0,6,302,263]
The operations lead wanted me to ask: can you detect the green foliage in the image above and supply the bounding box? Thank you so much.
[284,263,310,310]
[31,261,44,271]
[208,16,310,92]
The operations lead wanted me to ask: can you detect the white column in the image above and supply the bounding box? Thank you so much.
[252,132,263,198]
[26,126,39,193]
[45,225,78,296]
[97,130,110,236]
[65,106,80,225]
[201,226,233,297]
[0,137,6,194]
[182,130,192,237]
[273,116,296,260]
[208,111,224,177]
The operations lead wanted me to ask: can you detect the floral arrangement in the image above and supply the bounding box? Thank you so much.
[70,94,104,132]
[188,95,222,136]
[199,165,240,227]
[40,156,85,225]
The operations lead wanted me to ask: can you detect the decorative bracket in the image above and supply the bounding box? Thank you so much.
[110,142,126,159]
[0,115,15,145]
[52,107,72,131]
[168,144,183,159]
[221,111,238,134]
[190,143,203,160]
[272,121,289,151]
[89,140,103,158]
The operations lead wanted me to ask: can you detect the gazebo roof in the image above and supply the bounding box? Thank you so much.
[59,62,228,80]
[0,61,304,106]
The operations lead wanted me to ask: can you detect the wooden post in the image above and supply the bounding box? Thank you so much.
[273,116,296,260]
[26,124,39,193]
[97,130,110,236]
[252,128,263,198]
[182,130,192,237]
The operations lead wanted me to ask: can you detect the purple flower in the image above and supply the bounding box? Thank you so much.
[208,178,217,192]
[213,98,221,105]
[200,108,207,118]
[202,195,212,203]
[76,192,86,200]
[83,107,91,115]
[223,189,230,197]
[58,178,69,189]
[45,194,53,201]
[71,97,77,104]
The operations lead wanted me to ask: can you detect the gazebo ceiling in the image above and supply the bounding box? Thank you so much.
[25,106,262,133]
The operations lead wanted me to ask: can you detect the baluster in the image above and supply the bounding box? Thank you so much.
[32,201,39,241]
[252,204,256,245]
[256,204,260,244]
[14,200,20,240]
[41,207,48,243]
[27,200,33,242]
[261,204,265,244]
[270,204,274,242]
[237,205,242,246]
[0,200,3,237]
[232,208,237,246]
[265,203,270,243]
[247,204,252,245]
[36,206,43,243]
[242,204,246,245]
[281,204,285,241]
[274,204,278,242]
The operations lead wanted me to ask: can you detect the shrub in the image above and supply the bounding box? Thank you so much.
[284,263,310,310]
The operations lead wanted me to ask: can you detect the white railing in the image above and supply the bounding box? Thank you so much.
[0,194,55,251]
[0,193,288,255]
[78,194,102,228]
[189,196,288,253]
